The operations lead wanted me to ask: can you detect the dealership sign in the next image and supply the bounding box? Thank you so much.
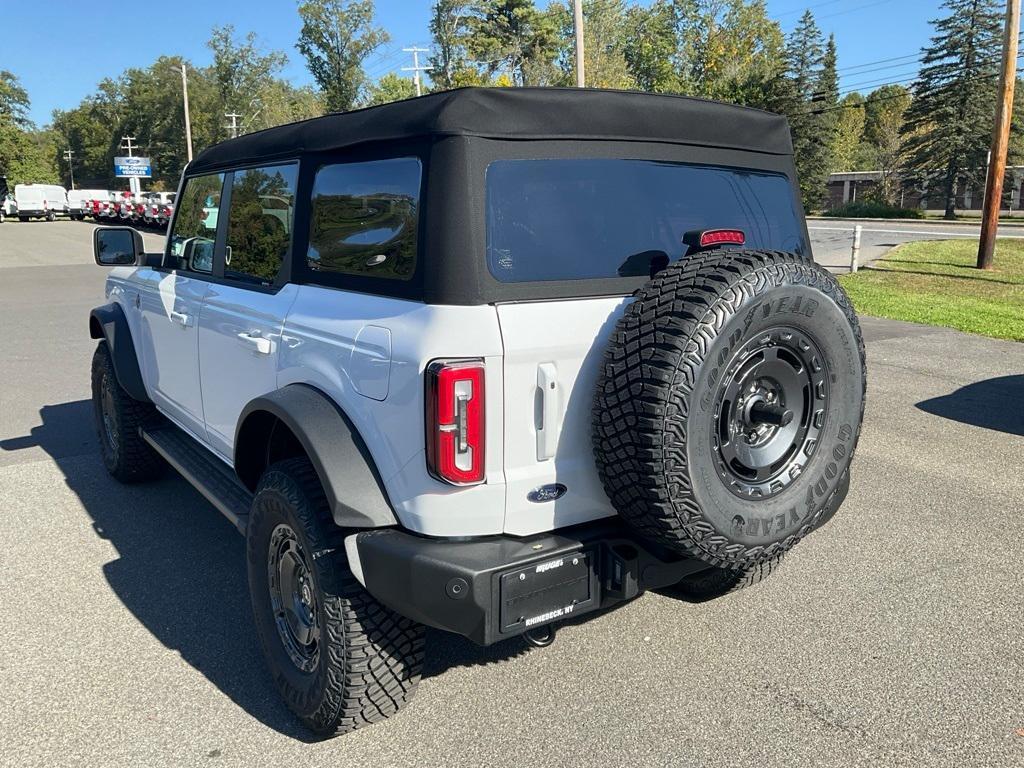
[114,156,153,178]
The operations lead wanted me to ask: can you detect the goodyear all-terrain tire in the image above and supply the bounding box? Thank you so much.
[91,341,166,483]
[593,250,866,569]
[247,457,425,738]
[670,554,784,602]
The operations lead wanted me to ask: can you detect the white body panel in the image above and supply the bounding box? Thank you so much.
[198,282,299,459]
[278,285,508,536]
[135,268,209,438]
[104,256,638,539]
[496,298,629,535]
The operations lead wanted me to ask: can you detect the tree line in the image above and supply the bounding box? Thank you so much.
[0,0,1016,219]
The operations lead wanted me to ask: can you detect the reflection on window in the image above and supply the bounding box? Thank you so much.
[307,158,421,280]
[168,173,224,273]
[225,165,298,286]
[485,159,807,283]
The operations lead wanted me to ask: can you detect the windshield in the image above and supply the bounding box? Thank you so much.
[486,159,806,283]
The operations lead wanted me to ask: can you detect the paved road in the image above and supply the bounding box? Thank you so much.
[1,220,1023,767]
[808,217,1024,270]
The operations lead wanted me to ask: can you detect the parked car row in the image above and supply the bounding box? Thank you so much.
[84,191,176,229]
[0,182,174,229]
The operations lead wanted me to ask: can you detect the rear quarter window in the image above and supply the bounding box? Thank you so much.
[306,157,421,280]
[485,159,806,283]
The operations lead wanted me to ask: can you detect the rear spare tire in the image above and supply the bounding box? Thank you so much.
[593,250,865,568]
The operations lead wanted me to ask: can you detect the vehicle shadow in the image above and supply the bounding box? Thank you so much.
[866,265,1020,285]
[0,399,527,740]
[916,375,1024,437]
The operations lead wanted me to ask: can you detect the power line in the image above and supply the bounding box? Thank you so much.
[797,58,1022,117]
[833,38,1024,98]
[837,48,1023,99]
[814,0,895,23]
[774,0,846,20]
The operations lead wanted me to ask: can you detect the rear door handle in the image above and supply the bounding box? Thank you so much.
[536,363,559,461]
[168,310,192,328]
[237,332,273,355]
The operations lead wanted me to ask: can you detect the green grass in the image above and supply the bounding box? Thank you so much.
[837,238,1024,341]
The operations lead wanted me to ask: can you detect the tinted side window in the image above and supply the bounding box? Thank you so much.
[486,159,807,283]
[167,172,224,274]
[307,158,421,280]
[224,164,298,287]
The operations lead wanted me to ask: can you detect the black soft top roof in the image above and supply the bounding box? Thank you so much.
[189,87,793,172]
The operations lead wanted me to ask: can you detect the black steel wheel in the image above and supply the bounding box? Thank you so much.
[267,523,321,673]
[711,326,828,499]
[593,249,866,568]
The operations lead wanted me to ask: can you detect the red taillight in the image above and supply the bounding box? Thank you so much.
[426,360,485,485]
[699,229,745,248]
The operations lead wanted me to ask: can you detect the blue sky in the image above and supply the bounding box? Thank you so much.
[8,0,941,126]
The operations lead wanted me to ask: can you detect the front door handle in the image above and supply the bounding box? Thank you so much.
[237,332,273,355]
[168,310,192,328]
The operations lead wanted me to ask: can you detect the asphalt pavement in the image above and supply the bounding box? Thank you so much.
[809,217,1024,270]
[1,219,1023,767]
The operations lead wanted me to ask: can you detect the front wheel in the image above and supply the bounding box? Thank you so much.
[247,457,425,738]
[91,341,166,482]
[45,210,55,222]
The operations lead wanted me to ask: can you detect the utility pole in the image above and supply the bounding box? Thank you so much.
[120,136,140,196]
[180,64,194,162]
[63,149,75,190]
[573,0,585,87]
[978,0,1021,270]
[402,47,430,97]
[225,112,243,139]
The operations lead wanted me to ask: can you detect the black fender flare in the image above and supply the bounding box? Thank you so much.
[235,384,399,529]
[89,302,150,403]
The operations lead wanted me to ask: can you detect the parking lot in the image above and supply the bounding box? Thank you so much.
[1,219,1022,767]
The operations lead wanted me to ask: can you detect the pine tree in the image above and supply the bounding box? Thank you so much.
[902,0,1003,219]
[785,11,832,211]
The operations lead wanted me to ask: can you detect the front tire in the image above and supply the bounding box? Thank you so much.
[247,458,425,738]
[91,341,166,482]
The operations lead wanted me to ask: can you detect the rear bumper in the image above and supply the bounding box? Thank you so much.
[351,473,850,646]
[351,519,707,646]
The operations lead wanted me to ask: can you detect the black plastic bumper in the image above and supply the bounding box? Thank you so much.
[354,519,707,646]
[354,473,850,646]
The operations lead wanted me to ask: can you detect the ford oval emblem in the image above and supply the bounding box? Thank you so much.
[527,483,567,503]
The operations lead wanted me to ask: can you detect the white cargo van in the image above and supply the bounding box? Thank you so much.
[67,189,109,221]
[14,184,68,221]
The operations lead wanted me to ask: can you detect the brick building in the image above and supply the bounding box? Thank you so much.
[825,168,1024,214]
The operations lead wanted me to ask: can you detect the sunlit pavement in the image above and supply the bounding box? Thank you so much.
[1,220,1022,767]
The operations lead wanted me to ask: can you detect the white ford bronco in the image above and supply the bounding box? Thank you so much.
[89,87,866,737]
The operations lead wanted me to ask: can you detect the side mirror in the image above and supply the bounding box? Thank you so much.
[94,226,144,266]
[180,236,215,274]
